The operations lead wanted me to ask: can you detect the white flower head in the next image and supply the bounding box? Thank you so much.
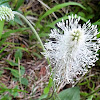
[0,6,14,21]
[43,14,100,87]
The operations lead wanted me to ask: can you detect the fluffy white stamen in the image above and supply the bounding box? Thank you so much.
[43,14,100,87]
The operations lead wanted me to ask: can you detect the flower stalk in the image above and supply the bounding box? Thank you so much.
[13,11,51,66]
[13,11,45,51]
[0,20,4,39]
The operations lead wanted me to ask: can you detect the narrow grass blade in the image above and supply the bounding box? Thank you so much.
[39,2,86,22]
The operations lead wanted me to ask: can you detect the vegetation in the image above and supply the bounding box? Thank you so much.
[0,0,100,100]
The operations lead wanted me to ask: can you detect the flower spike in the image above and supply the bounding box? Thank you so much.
[43,14,100,87]
[0,6,14,21]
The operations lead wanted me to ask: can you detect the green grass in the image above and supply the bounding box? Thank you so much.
[0,0,100,100]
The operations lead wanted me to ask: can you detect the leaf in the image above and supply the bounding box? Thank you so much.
[97,33,100,38]
[5,63,25,78]
[11,69,19,78]
[12,78,18,82]
[10,86,19,98]
[14,0,24,11]
[87,95,93,100]
[78,12,85,17]
[0,38,6,46]
[1,94,12,100]
[2,28,29,39]
[48,77,53,88]
[78,81,87,85]
[93,21,100,26]
[47,15,88,28]
[0,0,10,7]
[56,87,80,100]
[14,47,29,53]
[33,52,42,59]
[0,86,27,93]
[32,33,49,39]
[14,15,24,26]
[44,87,49,94]
[0,45,8,54]
[21,78,28,86]
[39,94,48,100]
[0,70,4,76]
[15,49,23,62]
[38,2,86,23]
[5,67,19,78]
[0,20,4,39]
[20,66,25,76]
[0,0,9,5]
[6,60,18,66]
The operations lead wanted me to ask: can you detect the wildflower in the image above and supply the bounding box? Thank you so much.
[0,6,14,21]
[43,15,100,87]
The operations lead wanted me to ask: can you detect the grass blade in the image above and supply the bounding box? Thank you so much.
[46,15,88,28]
[39,2,86,22]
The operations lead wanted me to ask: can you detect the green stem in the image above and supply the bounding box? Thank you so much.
[0,20,4,39]
[81,87,100,100]
[13,12,61,99]
[18,58,23,93]
[13,11,51,65]
[55,92,61,100]
[18,58,21,84]
[13,11,45,51]
[86,88,100,98]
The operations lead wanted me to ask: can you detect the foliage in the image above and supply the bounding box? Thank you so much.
[0,0,100,100]
[56,87,80,100]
